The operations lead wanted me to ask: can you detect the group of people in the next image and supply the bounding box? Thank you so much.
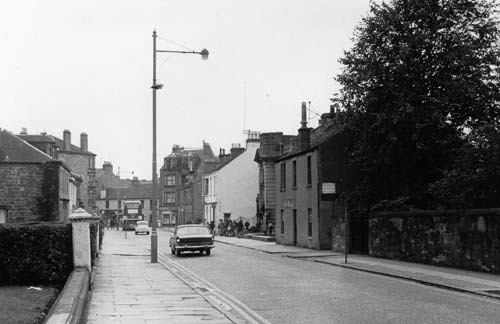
[209,218,250,238]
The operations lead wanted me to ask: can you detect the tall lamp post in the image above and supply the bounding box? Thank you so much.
[150,30,208,263]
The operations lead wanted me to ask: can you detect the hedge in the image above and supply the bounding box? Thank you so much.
[0,223,73,285]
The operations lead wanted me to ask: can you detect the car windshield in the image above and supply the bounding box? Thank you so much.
[177,226,210,236]
[137,221,148,226]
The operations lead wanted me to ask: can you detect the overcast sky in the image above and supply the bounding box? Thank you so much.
[2,0,373,180]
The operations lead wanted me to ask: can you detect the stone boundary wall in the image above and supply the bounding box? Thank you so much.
[369,209,500,274]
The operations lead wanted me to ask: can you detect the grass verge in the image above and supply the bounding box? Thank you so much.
[0,285,59,324]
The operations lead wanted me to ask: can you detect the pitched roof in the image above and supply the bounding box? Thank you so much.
[0,129,54,163]
[104,182,153,200]
[17,134,55,143]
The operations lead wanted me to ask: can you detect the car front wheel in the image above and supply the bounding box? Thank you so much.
[205,249,211,256]
[176,249,181,257]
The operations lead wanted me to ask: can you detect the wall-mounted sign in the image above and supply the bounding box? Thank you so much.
[322,182,336,194]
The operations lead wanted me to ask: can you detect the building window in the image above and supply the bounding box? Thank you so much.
[166,192,176,204]
[280,162,286,190]
[292,160,297,188]
[118,200,121,211]
[308,208,312,237]
[166,175,175,186]
[280,209,284,234]
[307,155,312,185]
[0,208,7,224]
[204,178,209,196]
[105,200,109,209]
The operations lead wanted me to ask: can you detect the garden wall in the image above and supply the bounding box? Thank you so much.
[369,209,500,273]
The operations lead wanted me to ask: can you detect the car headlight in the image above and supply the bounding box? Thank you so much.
[176,238,180,243]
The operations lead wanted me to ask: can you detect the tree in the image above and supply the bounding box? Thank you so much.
[335,0,500,209]
[429,123,500,208]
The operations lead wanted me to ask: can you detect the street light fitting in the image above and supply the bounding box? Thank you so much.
[151,83,163,90]
[200,49,209,60]
[155,48,209,60]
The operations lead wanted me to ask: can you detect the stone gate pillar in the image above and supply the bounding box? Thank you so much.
[69,208,93,270]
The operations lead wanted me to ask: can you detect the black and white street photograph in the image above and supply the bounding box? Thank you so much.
[1,1,500,323]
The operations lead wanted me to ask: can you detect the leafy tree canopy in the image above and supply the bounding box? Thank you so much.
[335,0,500,210]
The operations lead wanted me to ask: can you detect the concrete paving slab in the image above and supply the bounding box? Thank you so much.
[85,230,235,324]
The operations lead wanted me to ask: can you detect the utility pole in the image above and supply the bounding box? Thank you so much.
[151,30,158,263]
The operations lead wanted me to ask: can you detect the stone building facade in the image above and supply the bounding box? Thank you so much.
[254,132,294,232]
[160,142,218,226]
[274,103,358,250]
[18,129,96,213]
[0,129,76,223]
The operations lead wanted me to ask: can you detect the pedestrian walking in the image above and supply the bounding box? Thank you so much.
[217,219,224,236]
[209,221,215,234]
[237,218,243,238]
[268,223,274,236]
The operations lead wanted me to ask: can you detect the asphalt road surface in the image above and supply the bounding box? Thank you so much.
[133,230,500,324]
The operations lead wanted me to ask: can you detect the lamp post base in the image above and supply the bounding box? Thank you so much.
[151,231,158,263]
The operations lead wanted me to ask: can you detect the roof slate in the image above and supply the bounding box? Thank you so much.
[105,183,153,200]
[0,129,54,163]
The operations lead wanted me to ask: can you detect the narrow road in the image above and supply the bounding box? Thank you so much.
[133,230,500,324]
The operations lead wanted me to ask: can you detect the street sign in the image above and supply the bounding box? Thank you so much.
[322,182,336,194]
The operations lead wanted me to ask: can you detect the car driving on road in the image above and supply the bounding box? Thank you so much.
[135,221,150,235]
[169,224,214,256]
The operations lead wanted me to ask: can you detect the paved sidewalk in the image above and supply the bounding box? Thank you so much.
[215,235,500,300]
[85,230,233,324]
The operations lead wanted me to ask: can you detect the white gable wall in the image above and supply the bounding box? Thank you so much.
[213,141,259,225]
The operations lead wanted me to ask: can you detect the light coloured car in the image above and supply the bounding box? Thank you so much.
[135,221,150,235]
[169,224,214,256]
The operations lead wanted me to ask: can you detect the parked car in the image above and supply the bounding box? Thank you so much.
[169,224,214,256]
[135,221,150,235]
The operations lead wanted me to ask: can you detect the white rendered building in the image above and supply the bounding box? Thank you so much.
[204,138,260,225]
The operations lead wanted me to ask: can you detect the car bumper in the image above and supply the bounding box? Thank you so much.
[176,244,215,251]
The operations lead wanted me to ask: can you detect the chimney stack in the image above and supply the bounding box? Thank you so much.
[298,102,311,150]
[230,143,244,157]
[80,132,88,152]
[103,162,113,175]
[300,102,308,129]
[63,130,71,151]
[20,127,27,135]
